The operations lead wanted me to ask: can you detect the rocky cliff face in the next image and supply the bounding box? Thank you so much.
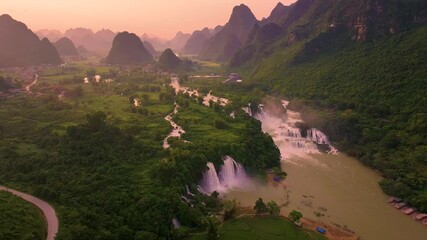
[0,14,62,67]
[231,0,427,67]
[325,0,427,41]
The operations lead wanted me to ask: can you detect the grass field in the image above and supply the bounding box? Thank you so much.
[191,216,327,240]
[192,60,225,76]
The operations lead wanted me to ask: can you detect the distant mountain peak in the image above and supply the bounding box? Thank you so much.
[198,4,258,61]
[0,14,13,20]
[105,31,153,64]
[229,4,257,23]
[159,48,183,71]
[276,2,285,8]
[54,37,79,57]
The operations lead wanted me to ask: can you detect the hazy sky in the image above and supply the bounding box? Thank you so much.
[0,0,296,39]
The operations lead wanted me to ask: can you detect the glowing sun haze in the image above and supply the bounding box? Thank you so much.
[0,0,296,39]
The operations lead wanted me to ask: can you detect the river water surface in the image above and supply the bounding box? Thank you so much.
[224,103,427,240]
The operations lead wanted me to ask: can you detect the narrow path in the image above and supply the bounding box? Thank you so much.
[0,186,58,240]
[25,74,39,93]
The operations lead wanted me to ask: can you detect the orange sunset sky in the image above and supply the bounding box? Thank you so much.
[0,0,296,39]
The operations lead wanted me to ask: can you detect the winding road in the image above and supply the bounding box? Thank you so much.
[0,186,58,240]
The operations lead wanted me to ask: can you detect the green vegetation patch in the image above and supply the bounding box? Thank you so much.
[0,191,46,240]
[192,217,327,240]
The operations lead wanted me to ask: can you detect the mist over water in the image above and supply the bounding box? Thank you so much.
[199,156,250,194]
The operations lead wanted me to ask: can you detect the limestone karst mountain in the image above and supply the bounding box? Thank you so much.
[0,14,62,67]
[54,37,79,57]
[199,4,258,61]
[105,32,154,64]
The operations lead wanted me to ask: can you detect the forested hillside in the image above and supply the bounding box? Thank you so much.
[238,21,427,211]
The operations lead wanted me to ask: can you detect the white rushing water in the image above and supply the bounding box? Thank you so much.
[252,100,338,162]
[163,103,185,149]
[170,76,230,107]
[199,156,248,194]
[25,74,38,93]
[203,91,229,107]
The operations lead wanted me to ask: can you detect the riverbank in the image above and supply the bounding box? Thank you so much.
[236,204,359,240]
[191,214,327,240]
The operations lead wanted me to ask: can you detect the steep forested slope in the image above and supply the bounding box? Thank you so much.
[247,26,427,211]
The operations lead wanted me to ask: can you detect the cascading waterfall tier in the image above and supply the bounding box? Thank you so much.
[251,100,338,158]
[199,156,247,194]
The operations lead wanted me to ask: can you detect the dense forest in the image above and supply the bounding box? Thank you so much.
[0,191,45,240]
[0,62,281,239]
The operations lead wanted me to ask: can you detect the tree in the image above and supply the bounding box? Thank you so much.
[214,118,227,129]
[86,68,96,79]
[288,210,303,224]
[197,96,204,105]
[253,198,267,215]
[223,199,238,220]
[142,94,150,101]
[206,218,218,240]
[85,111,107,132]
[266,201,280,216]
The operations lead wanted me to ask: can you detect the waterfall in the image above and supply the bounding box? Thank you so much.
[253,101,340,160]
[200,156,247,194]
[181,195,191,203]
[200,162,222,193]
[307,128,330,145]
[185,185,195,196]
[218,156,246,188]
[286,128,301,138]
[172,217,181,229]
[197,185,206,194]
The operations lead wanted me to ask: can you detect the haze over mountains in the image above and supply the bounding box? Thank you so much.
[0,14,61,68]
[199,4,258,61]
[1,0,426,70]
[181,26,223,55]
[54,37,79,57]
